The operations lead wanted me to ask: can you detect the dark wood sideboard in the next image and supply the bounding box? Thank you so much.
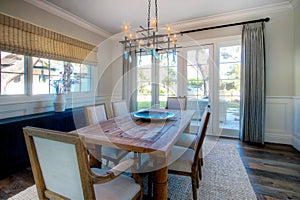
[0,107,86,179]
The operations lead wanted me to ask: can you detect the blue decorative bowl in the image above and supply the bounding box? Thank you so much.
[133,110,175,121]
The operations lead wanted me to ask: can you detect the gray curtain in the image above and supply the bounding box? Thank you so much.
[240,22,266,144]
[122,52,137,112]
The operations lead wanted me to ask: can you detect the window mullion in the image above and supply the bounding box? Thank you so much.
[26,56,33,96]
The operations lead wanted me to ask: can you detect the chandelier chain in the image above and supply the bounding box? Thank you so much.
[155,0,158,28]
[147,0,151,37]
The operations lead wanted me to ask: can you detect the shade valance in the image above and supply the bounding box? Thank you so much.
[0,13,98,65]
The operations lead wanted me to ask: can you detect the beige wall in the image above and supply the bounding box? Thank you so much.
[183,9,295,97]
[0,0,106,45]
[265,10,294,96]
[295,4,300,96]
[96,37,123,96]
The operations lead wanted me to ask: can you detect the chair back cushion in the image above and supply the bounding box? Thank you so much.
[112,100,129,117]
[33,136,84,200]
[166,96,187,110]
[84,103,107,125]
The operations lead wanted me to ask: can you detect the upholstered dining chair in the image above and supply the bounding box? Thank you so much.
[165,96,187,110]
[168,106,210,200]
[84,103,108,125]
[175,104,211,175]
[23,126,143,200]
[84,103,129,167]
[112,100,129,117]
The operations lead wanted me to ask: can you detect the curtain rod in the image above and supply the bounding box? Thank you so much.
[180,17,270,35]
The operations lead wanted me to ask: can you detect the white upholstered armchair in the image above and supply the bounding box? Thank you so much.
[23,126,143,200]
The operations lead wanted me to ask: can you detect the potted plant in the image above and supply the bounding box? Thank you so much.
[51,79,66,112]
[51,63,78,112]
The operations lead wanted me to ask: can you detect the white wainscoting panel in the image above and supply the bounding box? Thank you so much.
[292,97,300,151]
[1,94,299,150]
[0,94,112,120]
[265,97,294,144]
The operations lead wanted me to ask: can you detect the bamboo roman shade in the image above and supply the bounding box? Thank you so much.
[0,13,97,64]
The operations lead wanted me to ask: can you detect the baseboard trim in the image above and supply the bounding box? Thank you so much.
[292,135,300,151]
[265,132,292,145]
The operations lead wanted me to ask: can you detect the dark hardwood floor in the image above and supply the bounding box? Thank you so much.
[221,138,300,200]
[0,138,299,199]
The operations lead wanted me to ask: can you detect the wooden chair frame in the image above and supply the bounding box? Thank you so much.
[23,126,142,200]
[168,106,211,200]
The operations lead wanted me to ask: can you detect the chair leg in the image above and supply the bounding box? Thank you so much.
[192,175,198,200]
[198,162,202,180]
[134,152,142,168]
[200,149,204,166]
[196,172,199,188]
[147,172,153,198]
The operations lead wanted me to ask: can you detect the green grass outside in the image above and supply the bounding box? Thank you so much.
[137,101,166,110]
[227,101,240,108]
[137,101,239,110]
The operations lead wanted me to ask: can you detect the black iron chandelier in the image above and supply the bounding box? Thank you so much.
[120,0,178,63]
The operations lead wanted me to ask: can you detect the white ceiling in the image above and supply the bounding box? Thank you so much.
[44,0,290,35]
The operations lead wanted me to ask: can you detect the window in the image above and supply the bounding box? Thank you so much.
[32,57,64,95]
[186,46,211,100]
[32,58,92,94]
[0,51,26,95]
[70,63,91,93]
[218,45,241,132]
[136,53,178,110]
[137,55,152,110]
[219,45,241,103]
[159,53,177,108]
[0,50,92,96]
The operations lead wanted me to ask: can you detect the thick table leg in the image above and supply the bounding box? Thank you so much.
[153,165,168,200]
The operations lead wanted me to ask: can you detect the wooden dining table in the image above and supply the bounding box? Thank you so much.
[70,109,194,200]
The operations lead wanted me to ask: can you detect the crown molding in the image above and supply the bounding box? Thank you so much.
[170,1,294,31]
[290,0,300,8]
[24,0,112,38]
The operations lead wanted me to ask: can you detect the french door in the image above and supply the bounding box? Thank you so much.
[136,52,177,110]
[185,40,241,137]
[135,38,241,138]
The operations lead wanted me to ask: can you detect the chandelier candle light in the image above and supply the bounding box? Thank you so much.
[121,0,178,63]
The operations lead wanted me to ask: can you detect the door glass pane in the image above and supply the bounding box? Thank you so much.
[137,55,152,110]
[0,51,25,95]
[219,45,241,131]
[186,47,211,122]
[159,53,177,108]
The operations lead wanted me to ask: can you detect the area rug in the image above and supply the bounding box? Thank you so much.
[167,139,257,199]
[9,139,256,200]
